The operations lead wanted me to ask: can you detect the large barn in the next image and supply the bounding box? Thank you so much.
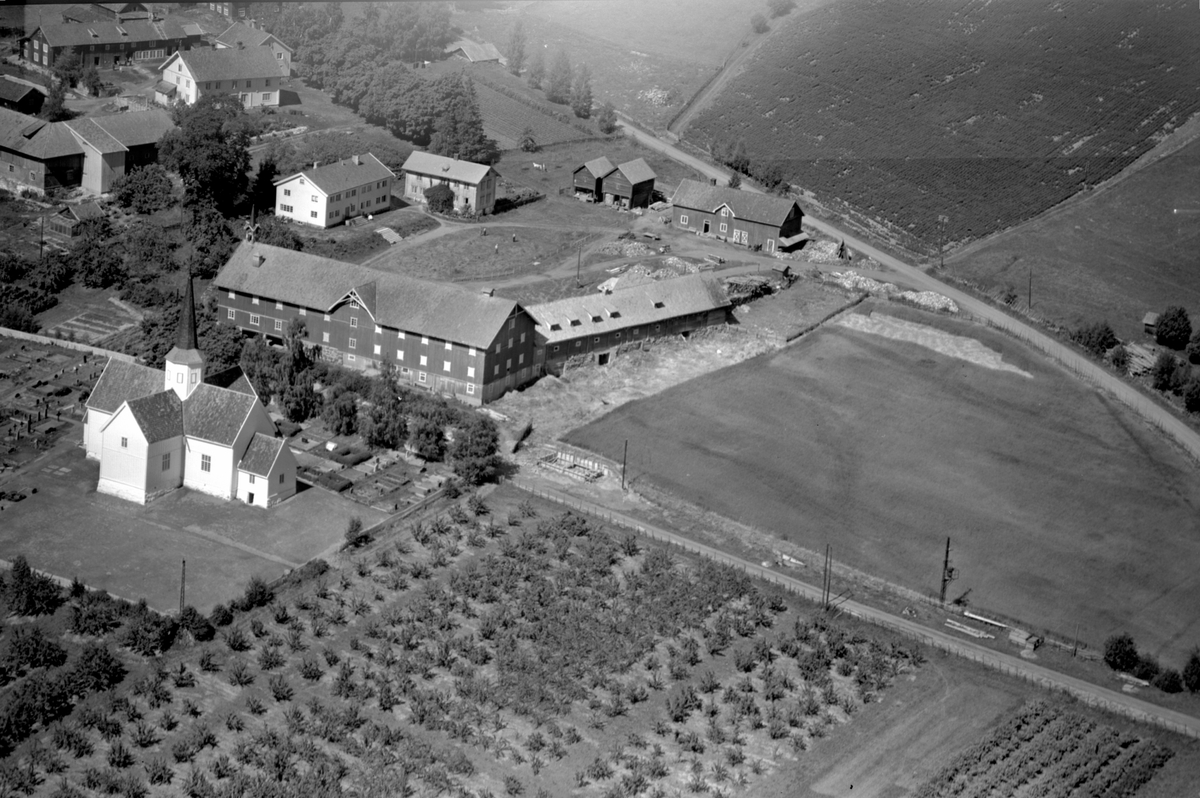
[215,243,538,405]
[528,274,731,375]
[671,179,806,253]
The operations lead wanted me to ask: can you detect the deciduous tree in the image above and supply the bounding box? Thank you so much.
[1103,632,1139,673]
[507,20,526,76]
[51,47,81,87]
[570,64,593,119]
[40,80,71,122]
[751,12,770,33]
[159,95,251,213]
[1156,305,1192,350]
[596,101,618,135]
[112,164,175,215]
[1183,648,1200,693]
[322,389,359,436]
[526,45,545,89]
[767,0,795,18]
[4,556,62,616]
[545,51,572,104]
[424,183,454,214]
[449,414,501,485]
[408,418,445,461]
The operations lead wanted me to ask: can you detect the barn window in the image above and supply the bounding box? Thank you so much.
[420,355,427,366]
[468,347,476,357]
[396,351,404,360]
[653,301,665,309]
[445,341,452,351]
[227,309,235,320]
[374,344,381,355]
[720,223,727,233]
[616,332,621,339]
[228,290,235,299]
[348,354,356,362]
[467,384,475,395]
[679,214,688,225]
[322,332,329,342]
[348,338,356,349]
[279,473,284,484]
[443,360,451,372]
[398,331,406,339]
[553,345,560,352]
[274,320,282,331]
[249,474,255,484]
[250,314,260,326]
[375,325,382,334]
[252,297,259,305]
[550,323,562,331]
[275,301,283,309]
[350,317,358,327]
[299,308,306,316]
[422,336,429,345]
[519,354,524,365]
[418,372,427,383]
[467,366,475,378]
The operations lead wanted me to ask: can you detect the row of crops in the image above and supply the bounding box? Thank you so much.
[686,0,1200,248]
[915,699,1174,798]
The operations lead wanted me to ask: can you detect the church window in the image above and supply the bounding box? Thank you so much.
[162,453,171,471]
[201,454,211,472]
[121,437,128,448]
[177,373,183,383]
[249,474,255,484]
[279,473,284,484]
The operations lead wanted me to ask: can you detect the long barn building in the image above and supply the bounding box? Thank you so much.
[671,179,806,253]
[214,243,538,405]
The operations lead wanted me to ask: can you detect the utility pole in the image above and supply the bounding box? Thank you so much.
[576,240,582,286]
[39,214,45,260]
[621,439,628,489]
[822,545,832,610]
[179,559,186,616]
[937,215,949,272]
[1028,264,1033,310]
[939,537,956,604]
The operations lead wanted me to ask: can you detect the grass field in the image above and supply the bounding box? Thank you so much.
[566,305,1200,667]
[949,134,1200,343]
[685,0,1200,252]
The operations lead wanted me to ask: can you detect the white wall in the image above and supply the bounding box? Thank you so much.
[183,437,235,499]
[85,408,112,460]
[97,408,148,501]
[144,436,184,498]
[275,175,327,227]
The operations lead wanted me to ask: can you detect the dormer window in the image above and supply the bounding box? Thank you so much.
[591,314,602,323]
[653,301,665,309]
[549,323,562,332]
[606,308,620,319]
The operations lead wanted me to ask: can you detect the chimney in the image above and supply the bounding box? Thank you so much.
[254,254,265,267]
[313,161,319,169]
[479,287,494,297]
[237,40,244,50]
[352,155,360,165]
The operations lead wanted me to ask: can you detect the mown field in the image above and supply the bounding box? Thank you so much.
[566,306,1200,667]
[950,133,1200,342]
[0,486,937,797]
[685,0,1200,251]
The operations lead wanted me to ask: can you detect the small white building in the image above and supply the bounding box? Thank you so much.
[84,275,296,506]
[156,46,282,108]
[400,151,498,216]
[214,21,292,77]
[273,153,395,228]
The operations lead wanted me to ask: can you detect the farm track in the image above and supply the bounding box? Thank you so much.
[668,31,766,137]
[615,120,1200,465]
[513,479,1200,740]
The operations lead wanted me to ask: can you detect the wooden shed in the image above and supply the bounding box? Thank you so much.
[46,201,105,238]
[572,156,614,200]
[600,158,656,209]
[1143,312,1160,336]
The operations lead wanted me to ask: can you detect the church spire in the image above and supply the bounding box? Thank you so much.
[177,269,199,352]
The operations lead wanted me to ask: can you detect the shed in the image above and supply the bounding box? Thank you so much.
[0,78,45,116]
[573,156,614,199]
[1143,312,1160,335]
[600,158,656,209]
[46,200,105,238]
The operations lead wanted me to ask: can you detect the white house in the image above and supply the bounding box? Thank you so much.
[85,276,296,506]
[400,151,498,216]
[156,45,281,108]
[214,21,292,76]
[273,153,395,228]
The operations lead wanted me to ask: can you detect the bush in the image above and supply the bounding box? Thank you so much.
[238,576,274,611]
[1152,668,1183,693]
[750,12,770,33]
[3,625,68,676]
[68,644,126,696]
[1110,344,1129,373]
[1103,633,1139,673]
[121,604,177,656]
[424,183,455,214]
[1150,353,1181,392]
[209,604,233,627]
[1156,305,1192,350]
[344,516,371,549]
[4,556,63,616]
[1071,320,1118,358]
[178,606,215,642]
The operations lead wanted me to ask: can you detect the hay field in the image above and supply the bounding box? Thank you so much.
[566,308,1200,665]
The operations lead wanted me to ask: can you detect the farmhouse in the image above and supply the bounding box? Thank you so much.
[444,39,506,66]
[0,78,44,116]
[22,18,201,70]
[207,2,282,20]
[0,107,174,196]
[401,151,498,216]
[273,153,394,228]
[215,242,538,405]
[528,273,731,375]
[599,158,656,209]
[214,21,292,76]
[572,156,614,201]
[156,46,282,108]
[85,276,296,506]
[671,178,806,253]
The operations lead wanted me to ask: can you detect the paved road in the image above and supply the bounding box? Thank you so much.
[614,122,1200,462]
[514,479,1200,739]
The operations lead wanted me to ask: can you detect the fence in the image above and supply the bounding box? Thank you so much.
[510,479,1200,740]
[0,327,136,362]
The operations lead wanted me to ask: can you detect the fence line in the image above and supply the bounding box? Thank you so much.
[510,479,1200,740]
[0,327,136,362]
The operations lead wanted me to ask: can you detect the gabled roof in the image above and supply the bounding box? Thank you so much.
[238,432,284,477]
[400,151,494,186]
[165,46,280,83]
[577,156,615,179]
[182,382,258,446]
[57,200,105,222]
[444,39,503,62]
[0,107,82,160]
[123,390,183,443]
[0,78,41,104]
[215,242,522,349]
[205,365,257,398]
[615,158,656,185]
[275,153,394,196]
[528,273,730,344]
[88,109,174,148]
[215,21,291,52]
[671,179,802,227]
[64,118,127,154]
[87,359,164,413]
[0,108,173,162]
[33,18,191,49]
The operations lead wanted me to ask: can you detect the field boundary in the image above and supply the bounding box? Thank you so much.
[0,327,137,362]
[511,479,1200,740]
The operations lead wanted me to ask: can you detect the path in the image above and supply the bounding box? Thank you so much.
[668,31,766,137]
[613,123,1200,463]
[513,479,1200,739]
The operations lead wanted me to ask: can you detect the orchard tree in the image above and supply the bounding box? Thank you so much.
[1156,305,1192,350]
[596,102,618,135]
[4,556,62,616]
[519,127,539,153]
[159,94,251,213]
[68,644,126,696]
[74,217,126,289]
[450,414,501,485]
[507,19,526,76]
[112,164,175,214]
[52,47,82,87]
[526,45,545,89]
[1103,632,1139,673]
[545,51,572,104]
[570,64,593,119]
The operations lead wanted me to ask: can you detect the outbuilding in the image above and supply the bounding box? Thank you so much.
[671,178,806,253]
[599,158,656,209]
[572,156,614,201]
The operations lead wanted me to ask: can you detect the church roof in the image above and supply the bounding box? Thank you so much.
[124,391,183,443]
[183,383,259,446]
[205,365,258,398]
[87,359,164,413]
[238,432,284,476]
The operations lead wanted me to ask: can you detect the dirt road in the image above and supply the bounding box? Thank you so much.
[613,123,1200,463]
[514,479,1200,740]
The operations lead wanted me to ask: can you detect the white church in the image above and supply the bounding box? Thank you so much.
[84,276,297,507]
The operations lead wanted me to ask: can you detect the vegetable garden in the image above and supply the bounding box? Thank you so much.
[0,487,925,798]
[686,0,1200,251]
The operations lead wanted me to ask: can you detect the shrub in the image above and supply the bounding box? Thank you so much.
[107,740,135,769]
[226,662,254,687]
[1184,377,1200,413]
[1183,648,1200,693]
[4,556,63,616]
[344,516,370,549]
[1110,344,1129,373]
[121,604,178,656]
[209,604,233,627]
[69,643,127,696]
[1132,654,1161,682]
[1150,353,1180,392]
[144,757,172,785]
[268,674,293,702]
[223,627,251,652]
[239,576,274,611]
[750,12,770,33]
[70,593,123,637]
[1071,320,1118,357]
[178,606,215,642]
[3,625,68,675]
[425,183,454,214]
[1152,668,1183,693]
[1156,305,1192,350]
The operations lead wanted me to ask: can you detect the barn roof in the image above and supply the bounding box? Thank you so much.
[64,118,126,154]
[615,158,656,185]
[0,107,173,162]
[215,242,521,349]
[238,432,284,476]
[124,390,183,443]
[87,109,174,148]
[33,18,190,48]
[444,39,503,62]
[166,46,280,83]
[528,273,730,344]
[401,151,494,186]
[87,359,165,413]
[671,179,802,227]
[578,156,615,179]
[215,21,292,52]
[183,383,258,446]
[274,153,394,196]
[0,78,41,104]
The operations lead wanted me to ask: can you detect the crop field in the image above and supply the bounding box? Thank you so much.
[950,134,1200,342]
[686,0,1200,251]
[565,305,1200,666]
[0,486,934,797]
[474,80,595,151]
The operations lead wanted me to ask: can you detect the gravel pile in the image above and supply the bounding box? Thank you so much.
[599,241,655,257]
[829,270,898,295]
[803,240,842,263]
[898,291,959,313]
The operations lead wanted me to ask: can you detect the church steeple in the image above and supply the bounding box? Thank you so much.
[164,270,205,399]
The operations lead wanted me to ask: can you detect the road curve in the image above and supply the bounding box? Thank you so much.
[514,479,1200,739]
[615,121,1200,463]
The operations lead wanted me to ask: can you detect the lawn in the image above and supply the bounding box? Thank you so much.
[566,305,1200,667]
[949,133,1200,343]
[685,0,1200,252]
